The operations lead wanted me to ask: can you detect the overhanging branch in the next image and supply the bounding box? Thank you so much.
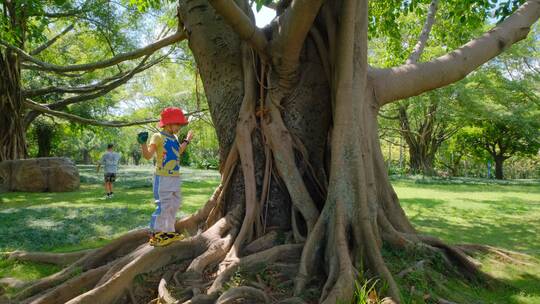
[273,0,325,64]
[207,0,268,60]
[1,31,186,73]
[24,99,159,127]
[30,24,75,56]
[22,51,166,98]
[406,0,439,64]
[372,0,540,106]
[24,99,208,128]
[42,54,164,109]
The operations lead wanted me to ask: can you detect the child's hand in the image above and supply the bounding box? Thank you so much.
[137,132,148,144]
[185,130,194,142]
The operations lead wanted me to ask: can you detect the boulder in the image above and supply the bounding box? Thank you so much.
[0,157,80,192]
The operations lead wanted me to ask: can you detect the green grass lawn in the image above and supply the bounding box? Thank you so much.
[1,169,539,303]
[391,177,540,304]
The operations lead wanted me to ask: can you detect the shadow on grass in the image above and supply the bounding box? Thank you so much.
[384,243,540,304]
[442,270,540,304]
[391,176,540,194]
[0,179,219,252]
[0,204,151,252]
[402,196,540,257]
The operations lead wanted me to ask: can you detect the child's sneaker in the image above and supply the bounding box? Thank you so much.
[149,232,184,247]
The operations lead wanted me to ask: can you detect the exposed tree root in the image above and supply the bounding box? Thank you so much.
[207,244,303,297]
[457,243,535,266]
[397,260,429,278]
[12,229,148,301]
[216,286,269,304]
[417,235,482,279]
[4,249,96,266]
[22,263,112,304]
[157,277,178,304]
[243,230,279,255]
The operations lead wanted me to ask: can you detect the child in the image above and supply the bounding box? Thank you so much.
[96,143,121,199]
[137,107,194,247]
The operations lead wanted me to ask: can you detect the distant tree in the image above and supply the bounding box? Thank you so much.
[458,68,540,179]
[0,0,184,161]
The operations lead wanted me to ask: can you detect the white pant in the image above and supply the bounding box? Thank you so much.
[150,175,181,232]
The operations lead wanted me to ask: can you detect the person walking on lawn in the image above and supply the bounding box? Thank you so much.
[97,143,121,199]
[137,107,194,247]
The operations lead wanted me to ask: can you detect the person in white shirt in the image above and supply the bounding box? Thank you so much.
[97,143,121,199]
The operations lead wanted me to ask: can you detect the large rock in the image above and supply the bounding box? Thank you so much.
[0,157,80,192]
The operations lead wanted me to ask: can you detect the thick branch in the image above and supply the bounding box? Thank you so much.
[24,99,206,128]
[372,0,540,106]
[406,0,439,64]
[42,54,162,109]
[1,31,185,73]
[22,55,160,98]
[24,99,159,127]
[30,24,75,56]
[272,0,325,78]
[207,0,268,60]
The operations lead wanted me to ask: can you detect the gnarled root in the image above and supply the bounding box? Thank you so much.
[4,249,95,266]
[13,229,148,301]
[216,286,270,304]
[457,243,535,266]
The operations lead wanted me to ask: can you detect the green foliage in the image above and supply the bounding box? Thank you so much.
[456,67,540,161]
[351,278,384,304]
[254,0,275,12]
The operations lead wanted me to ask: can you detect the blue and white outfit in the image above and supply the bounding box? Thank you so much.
[148,132,182,232]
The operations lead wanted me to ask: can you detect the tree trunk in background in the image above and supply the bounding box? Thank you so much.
[494,155,505,179]
[82,149,92,165]
[409,147,435,175]
[132,152,141,165]
[0,50,26,162]
[35,122,54,157]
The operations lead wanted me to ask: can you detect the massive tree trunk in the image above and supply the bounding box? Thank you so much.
[6,1,539,304]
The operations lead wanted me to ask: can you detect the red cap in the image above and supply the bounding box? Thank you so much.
[158,107,188,127]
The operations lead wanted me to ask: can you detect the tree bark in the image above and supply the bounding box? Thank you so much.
[0,49,26,161]
[494,155,505,179]
[409,147,435,175]
[35,121,54,158]
[82,149,92,165]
